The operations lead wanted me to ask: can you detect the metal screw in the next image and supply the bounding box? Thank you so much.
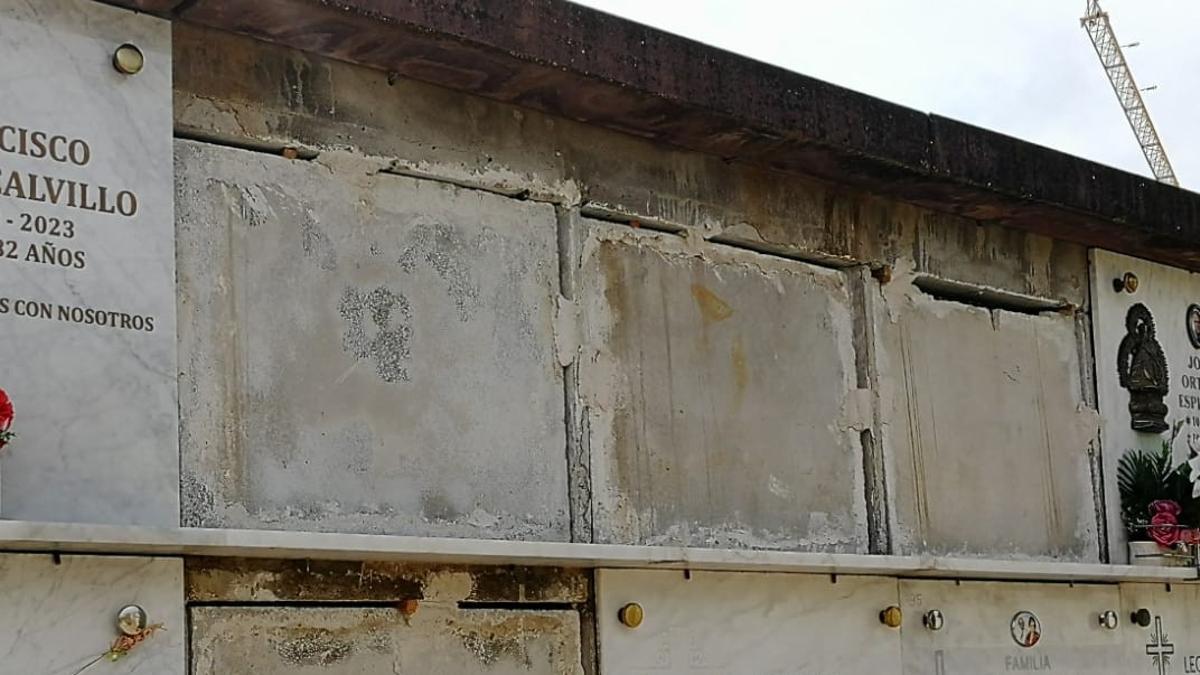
[1131,608,1152,627]
[116,605,148,636]
[112,44,144,75]
[923,609,945,631]
[618,602,644,629]
[1099,610,1119,630]
[879,605,903,628]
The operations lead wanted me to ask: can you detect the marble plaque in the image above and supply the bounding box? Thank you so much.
[0,1,176,524]
[595,569,901,673]
[1120,583,1200,675]
[1092,251,1200,561]
[900,580,1126,674]
[0,553,184,674]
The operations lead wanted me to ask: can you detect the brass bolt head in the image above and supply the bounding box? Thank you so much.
[879,605,903,628]
[398,598,420,617]
[113,43,145,75]
[1112,272,1139,294]
[618,602,644,629]
[116,604,148,636]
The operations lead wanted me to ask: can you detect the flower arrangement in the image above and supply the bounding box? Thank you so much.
[1117,424,1200,555]
[0,388,13,449]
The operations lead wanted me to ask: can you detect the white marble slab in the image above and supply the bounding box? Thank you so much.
[0,0,177,524]
[595,569,902,673]
[901,580,1126,674]
[1091,251,1200,561]
[0,553,183,674]
[1120,582,1200,675]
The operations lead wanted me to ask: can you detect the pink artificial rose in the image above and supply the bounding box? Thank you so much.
[1149,500,1182,547]
[1150,499,1182,516]
[0,388,12,450]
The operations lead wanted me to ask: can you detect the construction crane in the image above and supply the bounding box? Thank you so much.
[1081,0,1179,186]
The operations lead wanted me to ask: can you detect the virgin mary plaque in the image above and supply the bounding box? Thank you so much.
[1117,303,1170,433]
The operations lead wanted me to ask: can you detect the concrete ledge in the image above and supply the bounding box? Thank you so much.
[0,521,1192,583]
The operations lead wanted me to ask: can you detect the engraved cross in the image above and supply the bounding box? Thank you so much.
[1146,616,1175,675]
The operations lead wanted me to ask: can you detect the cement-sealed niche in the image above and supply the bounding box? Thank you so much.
[190,605,583,674]
[175,141,568,541]
[577,221,868,551]
[880,276,1100,560]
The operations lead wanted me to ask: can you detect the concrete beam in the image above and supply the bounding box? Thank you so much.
[98,0,1200,270]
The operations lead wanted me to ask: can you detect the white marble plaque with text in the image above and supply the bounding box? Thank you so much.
[0,0,176,525]
[1092,250,1200,562]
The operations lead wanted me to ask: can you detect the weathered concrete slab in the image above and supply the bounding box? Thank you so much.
[577,223,867,551]
[595,569,901,673]
[175,140,568,540]
[1091,250,1200,562]
[880,277,1100,560]
[900,580,1124,674]
[191,605,583,674]
[0,553,184,674]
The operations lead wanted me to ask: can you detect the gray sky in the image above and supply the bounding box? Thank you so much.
[572,0,1199,190]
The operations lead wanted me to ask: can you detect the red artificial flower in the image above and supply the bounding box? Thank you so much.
[0,388,12,449]
[1148,500,1181,547]
[1150,499,1182,516]
[1180,529,1200,546]
[0,388,11,431]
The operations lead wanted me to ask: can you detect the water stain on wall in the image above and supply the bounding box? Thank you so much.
[338,285,413,383]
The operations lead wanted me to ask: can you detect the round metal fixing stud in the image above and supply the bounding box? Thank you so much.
[879,605,903,629]
[1098,610,1119,630]
[1112,272,1139,294]
[1131,608,1153,628]
[116,604,148,636]
[923,609,945,631]
[112,43,145,75]
[618,602,644,629]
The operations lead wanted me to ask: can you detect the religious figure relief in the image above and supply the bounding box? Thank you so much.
[1118,303,1170,433]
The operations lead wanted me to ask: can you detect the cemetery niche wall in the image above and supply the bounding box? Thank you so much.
[9,0,1200,673]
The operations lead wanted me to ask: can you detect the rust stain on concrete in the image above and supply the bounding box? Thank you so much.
[732,335,748,402]
[691,283,733,322]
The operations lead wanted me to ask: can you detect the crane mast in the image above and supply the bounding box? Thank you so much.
[1081,0,1179,186]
